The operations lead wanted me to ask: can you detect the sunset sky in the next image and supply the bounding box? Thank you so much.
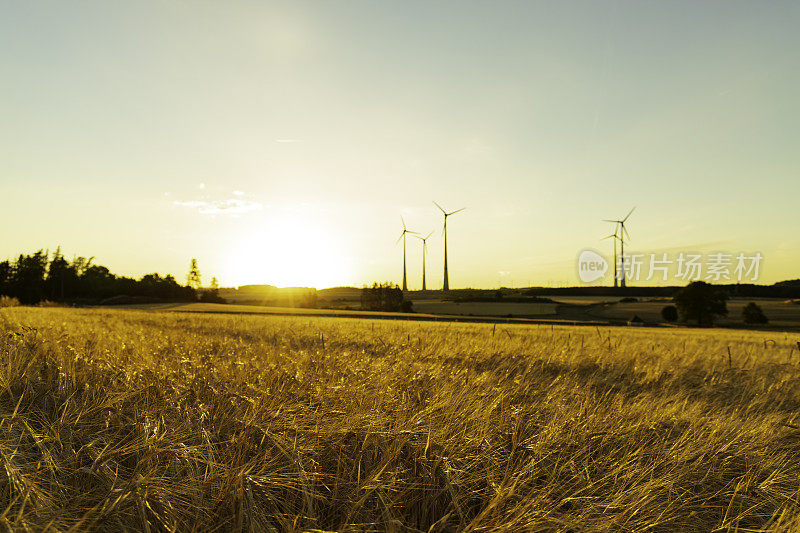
[2,1,798,288]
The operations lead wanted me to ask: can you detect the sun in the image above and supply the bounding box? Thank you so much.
[224,213,351,288]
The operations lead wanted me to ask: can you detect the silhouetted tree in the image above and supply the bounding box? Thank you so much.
[361,282,404,312]
[661,305,678,323]
[140,273,196,301]
[0,260,12,296]
[673,281,729,326]
[13,251,49,304]
[187,259,201,289]
[742,302,768,324]
[0,248,198,304]
[81,265,116,298]
[46,248,76,300]
[199,276,226,303]
[71,256,94,276]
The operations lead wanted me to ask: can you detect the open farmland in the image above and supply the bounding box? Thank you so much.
[593,298,800,329]
[411,300,557,317]
[3,307,800,531]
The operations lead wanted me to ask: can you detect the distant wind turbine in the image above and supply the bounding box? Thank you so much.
[603,207,635,287]
[602,225,623,287]
[434,201,465,291]
[415,231,433,291]
[396,216,418,291]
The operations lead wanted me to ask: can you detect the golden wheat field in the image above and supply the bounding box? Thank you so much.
[2,307,800,532]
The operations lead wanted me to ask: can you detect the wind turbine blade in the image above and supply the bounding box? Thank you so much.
[407,230,420,235]
[396,233,404,245]
[433,201,446,214]
[623,225,630,240]
[425,231,434,240]
[602,219,619,223]
[400,215,407,230]
[622,206,636,223]
[601,234,616,240]
[448,207,466,216]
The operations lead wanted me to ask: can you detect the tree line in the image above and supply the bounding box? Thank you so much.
[361,282,413,312]
[0,249,219,305]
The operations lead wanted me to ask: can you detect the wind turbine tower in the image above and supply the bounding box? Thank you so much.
[434,201,465,292]
[396,216,417,291]
[603,207,635,287]
[602,226,623,287]
[415,231,433,291]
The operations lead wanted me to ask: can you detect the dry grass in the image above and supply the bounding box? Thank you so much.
[0,296,20,308]
[1,307,800,531]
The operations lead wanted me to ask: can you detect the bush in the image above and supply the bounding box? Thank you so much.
[199,290,227,304]
[742,302,768,324]
[36,300,67,308]
[673,281,729,326]
[661,305,678,322]
[0,296,20,307]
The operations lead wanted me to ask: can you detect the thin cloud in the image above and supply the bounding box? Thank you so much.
[174,198,262,216]
[173,200,206,208]
[275,139,302,143]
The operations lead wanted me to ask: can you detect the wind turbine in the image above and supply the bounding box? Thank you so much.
[602,225,623,287]
[415,231,433,291]
[433,201,465,291]
[603,207,635,287]
[396,216,418,291]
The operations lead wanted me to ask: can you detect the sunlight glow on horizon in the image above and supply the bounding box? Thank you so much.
[222,213,353,289]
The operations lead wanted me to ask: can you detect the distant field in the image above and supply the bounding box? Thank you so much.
[119,301,560,321]
[4,306,800,530]
[595,298,800,328]
[110,302,552,322]
[123,296,800,331]
[120,301,421,318]
[544,295,666,305]
[120,296,800,331]
[412,300,557,316]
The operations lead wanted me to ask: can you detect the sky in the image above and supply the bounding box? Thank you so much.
[1,1,798,289]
